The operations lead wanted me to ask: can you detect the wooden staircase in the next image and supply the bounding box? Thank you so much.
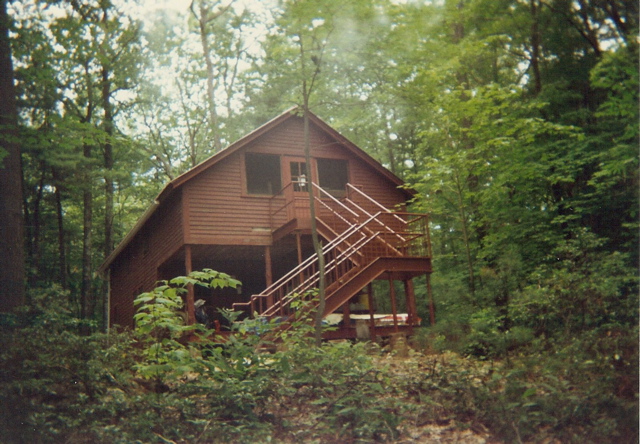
[233,183,431,333]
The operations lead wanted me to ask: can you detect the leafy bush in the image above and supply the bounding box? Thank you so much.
[512,230,638,339]
[3,266,636,443]
[132,269,240,382]
[0,287,137,443]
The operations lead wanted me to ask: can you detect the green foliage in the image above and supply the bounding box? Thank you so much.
[403,339,638,444]
[0,287,136,443]
[271,310,399,441]
[470,330,639,444]
[2,278,637,443]
[133,269,240,381]
[512,229,638,338]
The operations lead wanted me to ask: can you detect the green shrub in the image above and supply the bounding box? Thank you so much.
[0,287,138,443]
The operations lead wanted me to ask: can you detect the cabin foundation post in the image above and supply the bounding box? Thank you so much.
[185,245,195,325]
[388,274,399,332]
[404,279,416,325]
[265,246,273,307]
[295,232,306,288]
[342,298,351,333]
[367,283,376,342]
[426,273,435,326]
[295,232,303,265]
[403,279,411,324]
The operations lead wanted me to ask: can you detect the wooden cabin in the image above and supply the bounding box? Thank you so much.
[100,108,433,340]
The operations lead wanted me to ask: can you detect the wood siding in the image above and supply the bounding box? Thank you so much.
[184,117,405,246]
[349,161,407,210]
[110,192,184,327]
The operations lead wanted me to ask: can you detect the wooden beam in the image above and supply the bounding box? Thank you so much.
[389,274,399,332]
[185,245,195,325]
[342,296,351,331]
[404,279,417,325]
[265,245,273,308]
[296,232,303,264]
[367,282,376,342]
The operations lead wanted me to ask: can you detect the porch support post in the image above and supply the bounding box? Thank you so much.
[296,232,303,264]
[404,279,416,325]
[342,298,350,333]
[265,246,273,308]
[389,274,399,332]
[367,282,376,342]
[296,232,306,289]
[185,245,195,325]
[265,246,273,286]
[426,273,436,326]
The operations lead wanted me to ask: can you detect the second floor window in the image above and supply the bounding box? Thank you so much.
[318,158,349,197]
[245,153,281,195]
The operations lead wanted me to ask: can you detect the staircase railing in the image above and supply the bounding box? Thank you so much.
[233,182,431,319]
[234,209,380,318]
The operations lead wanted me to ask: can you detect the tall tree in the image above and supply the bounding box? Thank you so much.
[189,0,253,152]
[190,0,228,152]
[280,0,336,346]
[0,0,24,310]
[57,0,141,325]
[297,22,329,347]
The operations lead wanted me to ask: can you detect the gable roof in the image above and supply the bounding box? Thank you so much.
[100,107,412,273]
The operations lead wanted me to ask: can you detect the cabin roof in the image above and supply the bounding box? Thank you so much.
[99,107,413,273]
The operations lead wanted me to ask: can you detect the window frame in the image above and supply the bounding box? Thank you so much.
[242,152,283,197]
[316,157,350,197]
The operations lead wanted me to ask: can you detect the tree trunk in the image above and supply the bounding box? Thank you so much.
[52,168,67,290]
[101,45,114,265]
[529,0,542,95]
[192,0,227,152]
[303,105,326,347]
[102,65,114,331]
[297,38,326,346]
[28,162,46,286]
[0,0,25,311]
[454,170,475,297]
[81,143,93,325]
[22,161,32,283]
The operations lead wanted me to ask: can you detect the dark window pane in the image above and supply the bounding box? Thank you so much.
[317,158,348,195]
[246,153,281,195]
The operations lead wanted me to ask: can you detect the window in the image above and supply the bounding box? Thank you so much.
[317,158,349,196]
[290,161,307,192]
[245,153,281,195]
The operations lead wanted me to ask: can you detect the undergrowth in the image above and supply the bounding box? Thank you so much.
[0,271,637,443]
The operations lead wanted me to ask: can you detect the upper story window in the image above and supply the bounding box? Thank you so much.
[290,161,308,192]
[245,153,282,195]
[317,158,349,197]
